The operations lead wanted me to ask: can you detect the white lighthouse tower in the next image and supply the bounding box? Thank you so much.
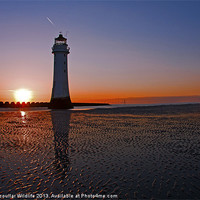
[49,34,73,109]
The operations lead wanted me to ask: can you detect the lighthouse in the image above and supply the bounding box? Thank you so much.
[49,34,73,109]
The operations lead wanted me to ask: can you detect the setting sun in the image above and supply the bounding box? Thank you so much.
[14,89,32,103]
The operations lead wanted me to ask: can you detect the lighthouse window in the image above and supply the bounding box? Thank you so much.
[64,54,66,57]
[64,62,66,64]
[64,70,66,72]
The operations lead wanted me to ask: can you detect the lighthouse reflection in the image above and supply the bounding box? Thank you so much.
[51,110,71,174]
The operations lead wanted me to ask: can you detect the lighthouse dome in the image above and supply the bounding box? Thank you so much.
[55,34,66,45]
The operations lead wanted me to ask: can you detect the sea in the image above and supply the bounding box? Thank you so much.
[0,103,200,199]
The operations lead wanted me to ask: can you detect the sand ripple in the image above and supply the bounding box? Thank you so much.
[0,105,200,199]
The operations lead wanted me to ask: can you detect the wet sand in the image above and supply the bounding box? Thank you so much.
[0,104,200,199]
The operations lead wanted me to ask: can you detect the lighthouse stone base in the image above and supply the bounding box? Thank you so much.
[49,97,73,109]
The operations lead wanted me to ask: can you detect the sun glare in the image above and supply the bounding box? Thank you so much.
[14,89,32,103]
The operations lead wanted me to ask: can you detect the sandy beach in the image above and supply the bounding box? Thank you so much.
[0,104,200,199]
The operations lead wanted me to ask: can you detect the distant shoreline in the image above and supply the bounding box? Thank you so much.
[0,102,109,108]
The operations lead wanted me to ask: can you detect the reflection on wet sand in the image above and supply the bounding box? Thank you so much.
[0,104,200,199]
[51,111,71,175]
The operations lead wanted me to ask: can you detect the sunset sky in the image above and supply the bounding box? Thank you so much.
[0,0,200,103]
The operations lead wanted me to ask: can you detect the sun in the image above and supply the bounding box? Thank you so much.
[14,89,32,103]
